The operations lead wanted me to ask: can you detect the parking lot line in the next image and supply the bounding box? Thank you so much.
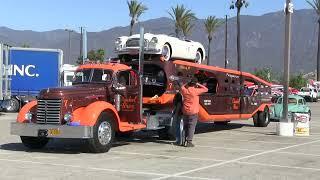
[195,136,295,145]
[195,145,263,152]
[151,139,320,180]
[112,151,225,162]
[0,157,214,180]
[237,161,320,172]
[0,158,168,176]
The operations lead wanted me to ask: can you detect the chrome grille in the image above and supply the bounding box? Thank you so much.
[126,38,148,47]
[36,99,62,124]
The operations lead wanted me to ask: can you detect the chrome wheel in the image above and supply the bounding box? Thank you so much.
[161,44,171,61]
[195,51,202,64]
[98,121,112,146]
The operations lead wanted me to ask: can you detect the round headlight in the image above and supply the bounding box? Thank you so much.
[25,112,33,122]
[150,37,158,44]
[64,112,73,123]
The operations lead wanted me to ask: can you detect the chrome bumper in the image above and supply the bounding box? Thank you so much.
[116,48,161,55]
[10,122,93,139]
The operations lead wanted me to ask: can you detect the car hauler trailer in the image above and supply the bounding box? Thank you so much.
[0,47,65,112]
[11,56,272,153]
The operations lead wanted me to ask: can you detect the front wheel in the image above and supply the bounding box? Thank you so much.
[88,112,115,153]
[5,98,20,112]
[20,136,49,149]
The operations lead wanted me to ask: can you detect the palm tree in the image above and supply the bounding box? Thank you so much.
[204,16,222,65]
[180,19,194,38]
[168,5,196,38]
[230,0,249,72]
[307,0,320,81]
[127,0,148,36]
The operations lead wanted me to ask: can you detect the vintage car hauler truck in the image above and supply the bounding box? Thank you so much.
[11,58,272,153]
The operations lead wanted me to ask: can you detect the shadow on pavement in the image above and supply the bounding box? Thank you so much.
[0,122,252,154]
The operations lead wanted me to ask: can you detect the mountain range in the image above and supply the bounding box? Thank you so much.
[0,9,318,74]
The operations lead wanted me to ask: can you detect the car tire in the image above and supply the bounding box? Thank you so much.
[313,97,318,102]
[20,136,49,149]
[308,110,312,121]
[88,112,115,153]
[5,98,20,112]
[161,43,171,61]
[195,50,202,64]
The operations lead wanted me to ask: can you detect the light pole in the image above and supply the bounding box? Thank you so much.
[65,29,74,64]
[279,0,294,136]
[225,15,228,69]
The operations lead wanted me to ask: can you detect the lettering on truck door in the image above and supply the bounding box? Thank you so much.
[117,70,141,124]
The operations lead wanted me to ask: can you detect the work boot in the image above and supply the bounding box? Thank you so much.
[185,141,195,147]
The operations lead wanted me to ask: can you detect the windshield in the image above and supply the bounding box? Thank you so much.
[277,98,297,105]
[72,69,112,84]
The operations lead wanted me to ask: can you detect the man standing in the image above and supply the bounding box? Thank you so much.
[180,78,208,147]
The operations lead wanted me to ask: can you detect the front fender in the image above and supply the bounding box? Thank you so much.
[72,101,120,127]
[17,101,37,123]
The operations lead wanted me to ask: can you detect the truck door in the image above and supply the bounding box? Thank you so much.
[117,70,141,124]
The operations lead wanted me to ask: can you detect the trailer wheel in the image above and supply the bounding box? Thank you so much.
[20,136,49,149]
[5,98,20,112]
[253,113,259,127]
[257,107,270,127]
[88,112,115,153]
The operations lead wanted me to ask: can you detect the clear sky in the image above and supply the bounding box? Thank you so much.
[0,0,311,32]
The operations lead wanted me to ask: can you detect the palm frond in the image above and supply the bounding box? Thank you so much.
[307,0,320,15]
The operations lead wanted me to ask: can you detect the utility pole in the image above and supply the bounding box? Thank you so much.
[65,29,74,64]
[225,15,228,69]
[80,27,83,59]
[282,0,293,123]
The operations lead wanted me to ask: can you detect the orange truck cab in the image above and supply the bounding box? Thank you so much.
[11,58,272,153]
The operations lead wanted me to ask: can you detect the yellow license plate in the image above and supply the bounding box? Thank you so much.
[49,129,61,136]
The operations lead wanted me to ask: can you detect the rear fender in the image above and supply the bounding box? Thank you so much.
[72,101,120,128]
[17,101,37,123]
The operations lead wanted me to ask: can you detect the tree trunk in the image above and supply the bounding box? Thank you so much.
[207,38,212,65]
[130,19,134,36]
[317,19,320,81]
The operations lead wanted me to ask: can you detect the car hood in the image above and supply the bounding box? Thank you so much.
[39,84,108,99]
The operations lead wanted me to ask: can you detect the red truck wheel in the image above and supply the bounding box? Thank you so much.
[88,112,115,153]
[20,136,49,149]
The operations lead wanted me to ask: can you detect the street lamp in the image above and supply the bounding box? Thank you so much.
[65,29,74,64]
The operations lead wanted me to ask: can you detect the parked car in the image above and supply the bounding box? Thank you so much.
[114,33,206,64]
[270,95,311,121]
[298,87,318,102]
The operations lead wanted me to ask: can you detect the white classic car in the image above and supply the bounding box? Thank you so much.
[114,33,206,64]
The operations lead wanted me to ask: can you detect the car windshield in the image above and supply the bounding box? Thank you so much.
[72,69,112,84]
[278,98,297,105]
[300,88,310,92]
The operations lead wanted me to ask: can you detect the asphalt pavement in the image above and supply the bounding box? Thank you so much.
[1,103,320,180]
